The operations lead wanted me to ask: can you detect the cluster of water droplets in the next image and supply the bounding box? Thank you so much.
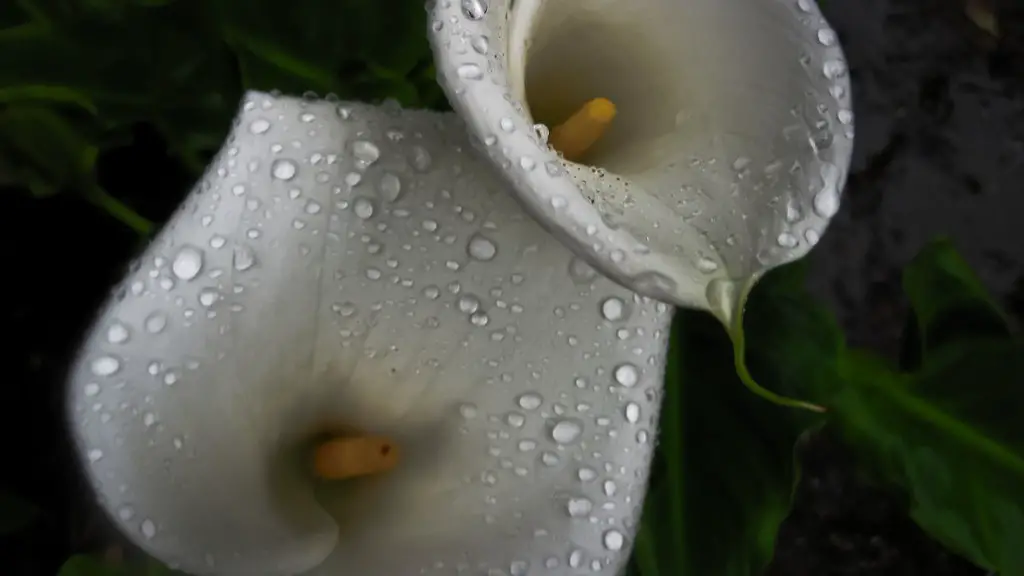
[68,92,673,576]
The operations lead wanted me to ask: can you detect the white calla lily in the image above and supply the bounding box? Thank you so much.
[68,93,672,576]
[430,0,853,323]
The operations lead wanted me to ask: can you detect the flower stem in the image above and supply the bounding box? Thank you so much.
[728,281,826,413]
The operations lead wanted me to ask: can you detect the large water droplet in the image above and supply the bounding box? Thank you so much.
[106,323,129,344]
[171,246,204,280]
[91,355,121,376]
[457,63,484,80]
[354,198,375,219]
[352,140,381,165]
[613,363,639,387]
[378,173,402,202]
[461,0,488,20]
[567,497,593,517]
[517,393,543,411]
[271,159,297,181]
[603,529,625,551]
[624,402,640,423]
[600,297,625,321]
[467,234,497,261]
[551,419,583,444]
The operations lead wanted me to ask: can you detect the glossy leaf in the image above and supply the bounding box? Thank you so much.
[631,263,838,576]
[901,238,1015,369]
[833,341,1024,574]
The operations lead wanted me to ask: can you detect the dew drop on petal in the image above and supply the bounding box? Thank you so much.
[91,356,120,377]
[270,159,297,181]
[551,419,582,444]
[467,234,497,261]
[613,363,639,387]
[603,529,625,551]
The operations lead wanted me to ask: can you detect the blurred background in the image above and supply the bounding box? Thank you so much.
[0,0,1021,574]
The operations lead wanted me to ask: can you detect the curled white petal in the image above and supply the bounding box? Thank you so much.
[67,93,672,576]
[430,0,854,317]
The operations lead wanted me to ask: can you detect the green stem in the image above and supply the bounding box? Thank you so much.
[84,185,155,237]
[728,281,826,413]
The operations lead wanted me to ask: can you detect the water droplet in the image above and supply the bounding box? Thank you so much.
[603,529,624,551]
[467,234,497,261]
[817,28,837,46]
[233,246,256,271]
[823,59,848,79]
[141,519,157,539]
[471,35,490,54]
[814,186,839,218]
[171,246,204,280]
[697,257,719,273]
[625,402,640,423]
[271,159,297,181]
[144,312,167,334]
[600,297,625,321]
[91,356,120,377]
[106,323,129,344]
[517,393,543,411]
[84,383,100,396]
[567,497,593,517]
[354,198,375,219]
[551,419,583,444]
[777,232,798,248]
[613,363,639,387]
[411,146,432,171]
[499,117,515,132]
[457,63,484,80]
[459,403,478,419]
[87,448,103,462]
[378,173,402,202]
[461,0,488,20]
[249,118,270,134]
[352,140,380,165]
[458,294,481,313]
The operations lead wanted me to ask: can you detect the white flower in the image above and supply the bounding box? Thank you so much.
[430,0,853,323]
[68,94,672,576]
[68,0,852,573]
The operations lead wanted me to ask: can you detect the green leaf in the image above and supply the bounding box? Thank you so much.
[0,490,40,535]
[833,341,1024,574]
[214,0,431,100]
[57,555,126,576]
[902,238,1015,368]
[0,106,98,196]
[633,263,840,575]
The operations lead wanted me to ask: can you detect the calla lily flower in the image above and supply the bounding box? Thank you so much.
[68,1,852,574]
[68,94,672,576]
[431,0,853,323]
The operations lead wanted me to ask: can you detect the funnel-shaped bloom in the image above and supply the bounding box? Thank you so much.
[68,93,672,576]
[430,0,853,322]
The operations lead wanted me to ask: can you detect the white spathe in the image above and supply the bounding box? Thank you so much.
[68,93,672,576]
[431,0,853,321]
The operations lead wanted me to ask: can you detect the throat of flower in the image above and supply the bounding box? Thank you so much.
[548,97,617,163]
[312,435,400,480]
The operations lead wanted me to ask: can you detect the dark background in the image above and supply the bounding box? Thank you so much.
[1,0,1020,574]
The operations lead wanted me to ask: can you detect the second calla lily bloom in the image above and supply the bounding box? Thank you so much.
[68,94,672,576]
[431,0,853,323]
